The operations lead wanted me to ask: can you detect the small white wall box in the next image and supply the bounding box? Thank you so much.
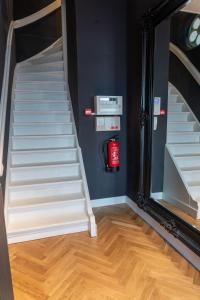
[154,97,161,116]
[96,116,121,131]
[94,96,123,115]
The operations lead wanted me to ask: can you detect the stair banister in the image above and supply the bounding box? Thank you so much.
[170,42,200,85]
[0,0,62,177]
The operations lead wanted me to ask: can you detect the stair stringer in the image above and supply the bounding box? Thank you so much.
[68,89,97,237]
[164,83,200,219]
[163,145,200,219]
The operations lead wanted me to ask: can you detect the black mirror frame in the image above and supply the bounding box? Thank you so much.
[135,0,200,257]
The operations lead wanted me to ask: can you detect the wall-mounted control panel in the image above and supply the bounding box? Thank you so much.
[96,116,121,132]
[94,96,123,115]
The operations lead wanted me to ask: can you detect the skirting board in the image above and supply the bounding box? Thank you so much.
[126,197,200,271]
[92,195,200,270]
[151,192,163,200]
[91,196,127,208]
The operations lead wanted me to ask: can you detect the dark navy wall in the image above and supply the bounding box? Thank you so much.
[169,12,200,125]
[13,0,61,62]
[74,0,127,199]
[13,0,54,19]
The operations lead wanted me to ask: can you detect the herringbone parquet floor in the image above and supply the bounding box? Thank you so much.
[9,204,200,300]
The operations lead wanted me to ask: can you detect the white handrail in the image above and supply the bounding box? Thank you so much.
[14,0,61,29]
[0,22,14,175]
[170,42,200,86]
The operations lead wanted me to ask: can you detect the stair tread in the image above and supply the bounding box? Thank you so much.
[7,212,88,234]
[11,134,75,138]
[11,160,78,168]
[8,178,83,189]
[14,111,70,114]
[11,147,77,153]
[13,122,72,126]
[9,194,85,209]
[10,162,80,170]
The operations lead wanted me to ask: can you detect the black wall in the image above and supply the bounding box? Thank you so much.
[13,0,62,62]
[73,0,127,199]
[13,0,54,19]
[171,12,200,70]
[151,19,171,193]
[169,12,200,124]
[127,0,165,199]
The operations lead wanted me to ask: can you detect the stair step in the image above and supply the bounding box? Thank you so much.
[168,103,185,112]
[7,210,88,243]
[167,132,200,144]
[16,71,65,82]
[8,180,84,202]
[11,148,78,167]
[18,62,64,73]
[182,170,200,185]
[168,112,191,122]
[15,81,66,91]
[168,144,200,156]
[14,90,68,101]
[14,101,69,112]
[188,186,200,200]
[13,111,71,123]
[13,123,73,136]
[11,135,76,150]
[168,94,179,104]
[10,163,81,185]
[9,194,85,209]
[176,156,200,170]
[27,51,63,64]
[167,121,196,132]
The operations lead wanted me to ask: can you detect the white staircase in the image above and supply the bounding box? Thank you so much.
[5,39,97,243]
[163,83,200,219]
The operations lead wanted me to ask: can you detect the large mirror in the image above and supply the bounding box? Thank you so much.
[151,1,200,234]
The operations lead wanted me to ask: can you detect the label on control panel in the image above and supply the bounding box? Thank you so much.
[96,116,121,132]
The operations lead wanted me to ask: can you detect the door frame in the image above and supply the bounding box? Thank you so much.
[135,0,200,257]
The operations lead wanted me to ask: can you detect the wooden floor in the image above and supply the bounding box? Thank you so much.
[9,204,200,300]
[160,200,200,231]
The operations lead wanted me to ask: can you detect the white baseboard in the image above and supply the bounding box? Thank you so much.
[126,197,200,271]
[151,192,163,200]
[91,196,127,208]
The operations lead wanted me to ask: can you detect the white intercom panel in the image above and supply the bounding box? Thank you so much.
[94,96,123,115]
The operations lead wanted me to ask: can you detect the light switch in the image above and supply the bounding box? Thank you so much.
[96,116,121,131]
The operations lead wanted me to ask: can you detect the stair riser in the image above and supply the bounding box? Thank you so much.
[168,103,184,112]
[168,113,190,122]
[9,181,83,202]
[182,171,200,183]
[19,64,64,73]
[16,73,64,82]
[8,201,86,230]
[16,82,66,91]
[14,102,69,112]
[168,123,195,132]
[168,95,179,104]
[167,134,200,143]
[10,165,81,184]
[11,149,78,167]
[15,91,67,101]
[28,52,63,64]
[176,157,200,169]
[13,124,73,136]
[11,136,76,151]
[169,145,200,156]
[13,112,71,123]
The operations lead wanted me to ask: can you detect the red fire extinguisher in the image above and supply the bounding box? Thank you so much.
[103,136,120,172]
